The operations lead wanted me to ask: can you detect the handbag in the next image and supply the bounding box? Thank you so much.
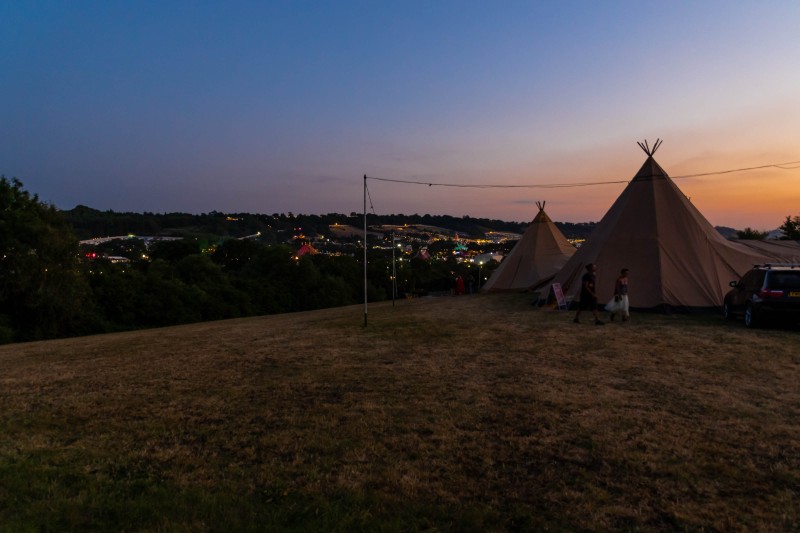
[605,296,622,312]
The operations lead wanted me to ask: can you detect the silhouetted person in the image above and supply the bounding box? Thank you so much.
[455,275,465,295]
[574,263,604,325]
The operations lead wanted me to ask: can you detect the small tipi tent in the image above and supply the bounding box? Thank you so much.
[551,140,797,310]
[482,202,576,293]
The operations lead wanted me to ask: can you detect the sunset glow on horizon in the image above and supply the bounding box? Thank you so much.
[2,2,799,231]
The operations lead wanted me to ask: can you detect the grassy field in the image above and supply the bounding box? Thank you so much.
[1,294,799,531]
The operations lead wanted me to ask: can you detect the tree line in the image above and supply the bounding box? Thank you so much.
[61,205,601,242]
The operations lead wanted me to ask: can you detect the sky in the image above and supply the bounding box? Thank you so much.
[2,1,799,229]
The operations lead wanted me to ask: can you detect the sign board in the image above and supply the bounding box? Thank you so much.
[552,283,567,310]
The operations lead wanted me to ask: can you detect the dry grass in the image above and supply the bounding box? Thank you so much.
[1,294,799,531]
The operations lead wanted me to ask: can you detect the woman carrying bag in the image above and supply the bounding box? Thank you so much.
[606,268,630,322]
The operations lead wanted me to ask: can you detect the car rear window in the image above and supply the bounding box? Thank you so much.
[768,271,800,290]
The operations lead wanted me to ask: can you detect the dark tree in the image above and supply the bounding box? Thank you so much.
[735,227,769,240]
[779,215,800,240]
[0,177,98,342]
[149,239,201,262]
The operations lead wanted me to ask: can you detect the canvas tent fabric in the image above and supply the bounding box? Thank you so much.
[732,239,800,260]
[295,243,318,257]
[550,152,799,310]
[482,204,575,293]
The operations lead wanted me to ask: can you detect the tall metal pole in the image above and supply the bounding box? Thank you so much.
[392,233,396,307]
[363,175,368,327]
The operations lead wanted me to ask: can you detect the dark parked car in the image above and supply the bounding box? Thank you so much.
[723,263,800,328]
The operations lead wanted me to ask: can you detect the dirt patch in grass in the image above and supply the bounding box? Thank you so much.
[1,294,799,530]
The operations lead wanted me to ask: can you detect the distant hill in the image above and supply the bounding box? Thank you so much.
[61,205,599,241]
[64,205,781,245]
[715,226,737,239]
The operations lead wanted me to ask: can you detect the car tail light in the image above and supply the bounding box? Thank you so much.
[758,289,784,299]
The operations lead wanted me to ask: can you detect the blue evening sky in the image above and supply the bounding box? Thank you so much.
[2,1,799,228]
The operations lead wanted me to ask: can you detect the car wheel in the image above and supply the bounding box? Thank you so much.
[722,301,732,320]
[744,303,757,328]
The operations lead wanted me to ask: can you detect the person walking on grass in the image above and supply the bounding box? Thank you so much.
[455,274,465,295]
[606,268,630,322]
[574,263,604,325]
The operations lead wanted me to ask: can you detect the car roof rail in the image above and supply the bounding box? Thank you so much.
[761,263,800,269]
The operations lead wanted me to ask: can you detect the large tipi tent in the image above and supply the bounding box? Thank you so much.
[482,202,576,292]
[550,140,800,310]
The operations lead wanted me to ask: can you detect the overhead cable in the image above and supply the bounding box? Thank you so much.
[367,159,800,190]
